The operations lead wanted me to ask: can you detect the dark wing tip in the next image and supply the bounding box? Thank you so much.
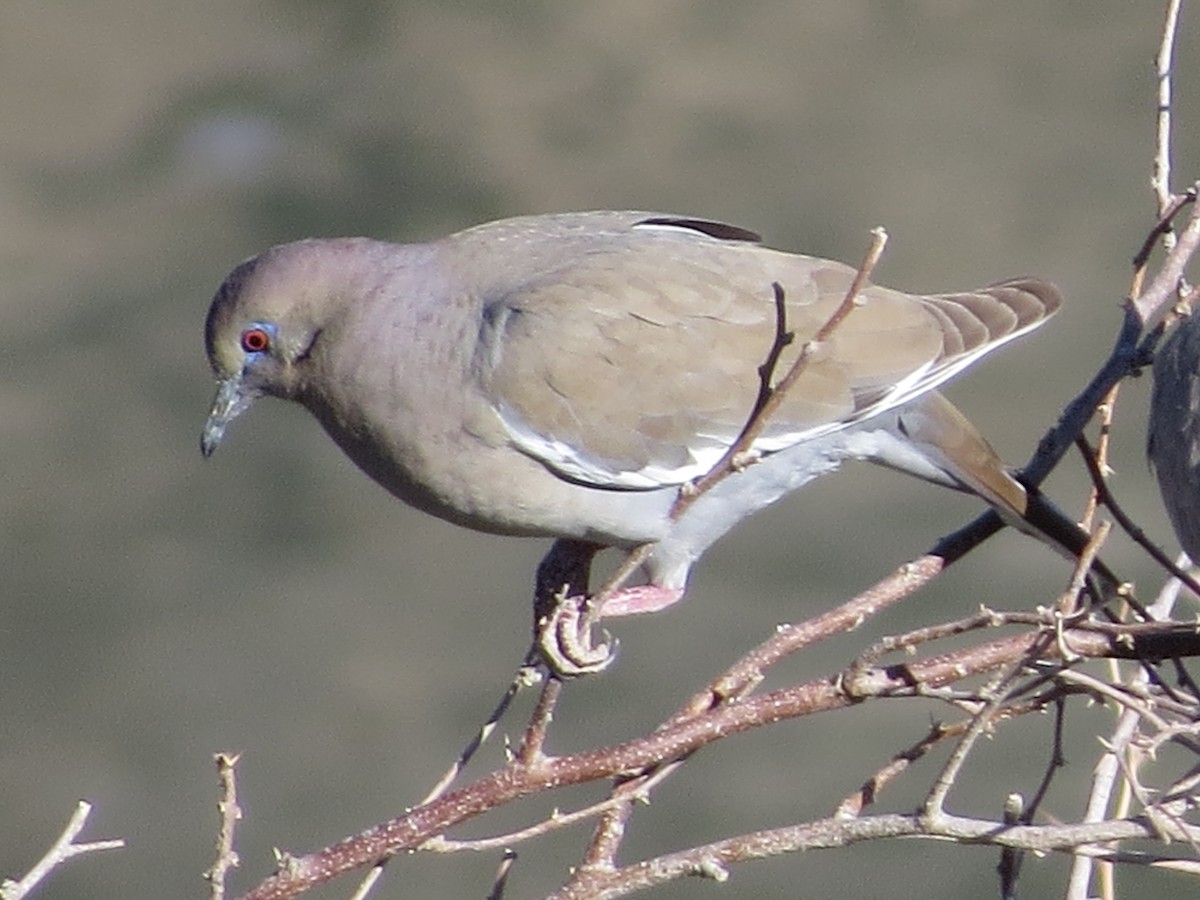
[634,216,763,244]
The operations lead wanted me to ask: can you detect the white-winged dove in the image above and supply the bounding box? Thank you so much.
[1150,311,1200,561]
[202,211,1067,619]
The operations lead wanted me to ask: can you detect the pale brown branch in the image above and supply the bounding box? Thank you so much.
[1,802,124,900]
[922,654,1038,821]
[206,754,243,900]
[421,660,544,806]
[1154,0,1184,222]
[546,810,1200,900]
[517,671,561,764]
[1133,186,1200,323]
[677,553,948,722]
[423,765,674,856]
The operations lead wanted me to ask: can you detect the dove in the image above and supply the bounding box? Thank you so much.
[202,211,1066,619]
[1150,310,1200,562]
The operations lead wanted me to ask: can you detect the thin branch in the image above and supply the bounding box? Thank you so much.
[1133,186,1200,323]
[517,671,561,764]
[1078,377,1118,534]
[1153,0,1185,229]
[576,782,637,873]
[206,754,242,900]
[1,802,124,900]
[423,659,543,804]
[546,810,1200,900]
[1132,190,1196,278]
[661,554,946,728]
[835,719,955,820]
[1071,697,1148,900]
[1020,697,1069,823]
[750,281,796,417]
[425,765,676,856]
[1070,567,1193,900]
[1075,434,1200,596]
[998,790,1027,900]
[1058,518,1114,617]
[923,655,1039,821]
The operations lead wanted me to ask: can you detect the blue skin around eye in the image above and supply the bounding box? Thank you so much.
[241,321,277,361]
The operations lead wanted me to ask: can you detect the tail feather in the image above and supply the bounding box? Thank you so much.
[889,392,1119,596]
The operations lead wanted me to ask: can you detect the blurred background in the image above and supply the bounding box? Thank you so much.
[3,2,1197,898]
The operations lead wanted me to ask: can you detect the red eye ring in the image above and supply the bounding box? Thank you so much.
[241,327,271,353]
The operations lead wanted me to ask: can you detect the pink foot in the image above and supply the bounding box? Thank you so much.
[537,585,687,675]
[598,585,686,617]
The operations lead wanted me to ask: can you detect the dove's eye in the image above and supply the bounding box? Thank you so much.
[240,327,272,354]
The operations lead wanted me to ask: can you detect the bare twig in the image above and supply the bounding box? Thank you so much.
[1133,188,1200,324]
[750,282,797,415]
[421,659,543,805]
[424,766,676,856]
[922,655,1040,822]
[998,791,1027,900]
[1076,435,1200,595]
[517,671,561,764]
[1069,561,1194,900]
[206,754,242,900]
[1154,0,1184,228]
[546,810,1200,900]
[1132,190,1196,279]
[1,802,124,900]
[835,720,955,820]
[687,554,948,719]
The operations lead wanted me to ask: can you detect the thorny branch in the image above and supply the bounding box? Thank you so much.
[233,605,1200,899]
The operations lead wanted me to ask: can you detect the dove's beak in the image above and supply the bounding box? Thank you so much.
[200,372,258,458]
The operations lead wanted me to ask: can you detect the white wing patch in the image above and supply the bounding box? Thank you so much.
[494,362,937,490]
[497,406,728,489]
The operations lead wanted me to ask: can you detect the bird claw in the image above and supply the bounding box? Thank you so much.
[537,594,619,677]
